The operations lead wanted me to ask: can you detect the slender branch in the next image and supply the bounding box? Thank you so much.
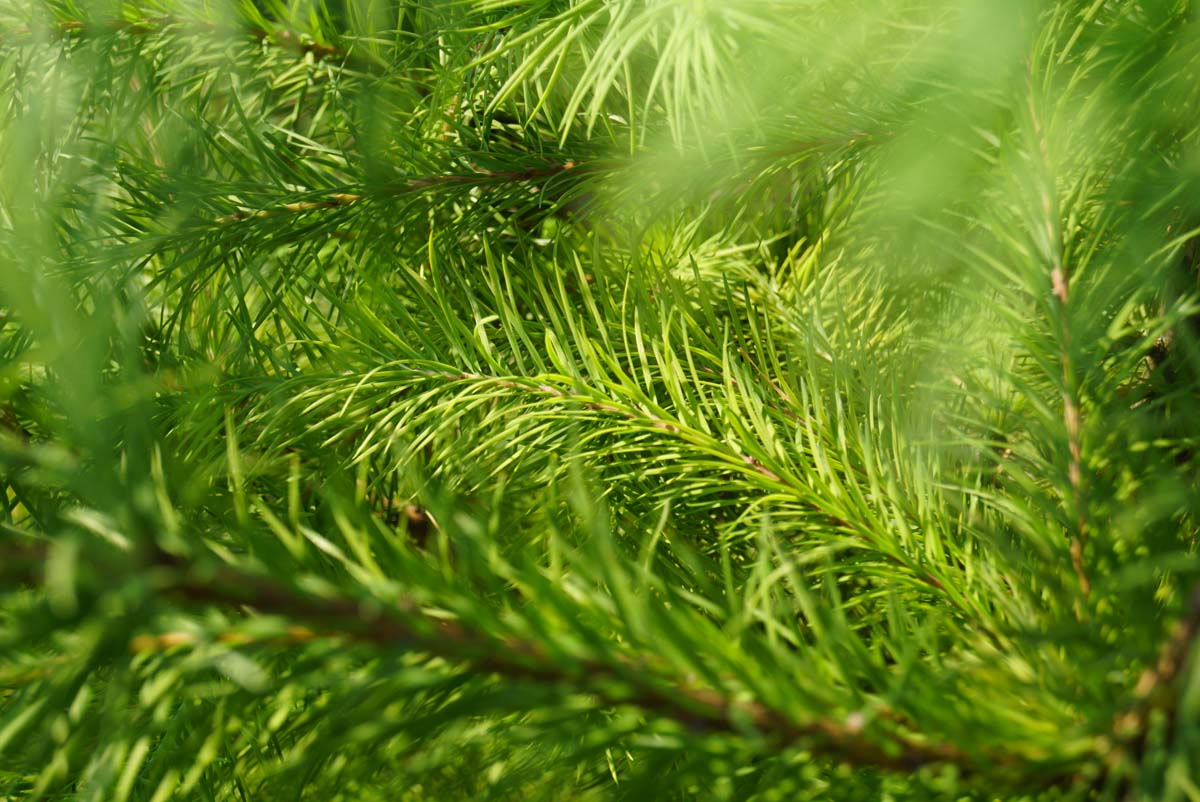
[0,538,1092,787]
[1026,86,1090,598]
[1,16,375,69]
[432,369,954,596]
[144,548,1031,778]
[128,624,317,654]
[211,161,586,225]
[215,192,364,225]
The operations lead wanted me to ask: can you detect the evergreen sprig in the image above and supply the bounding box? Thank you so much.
[2,1,1199,799]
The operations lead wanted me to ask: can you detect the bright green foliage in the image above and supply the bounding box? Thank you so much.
[2,1,1200,799]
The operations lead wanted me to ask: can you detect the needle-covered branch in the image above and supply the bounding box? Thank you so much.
[2,0,1199,799]
[143,549,1032,779]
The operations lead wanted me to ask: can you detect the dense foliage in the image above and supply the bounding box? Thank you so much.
[2,1,1200,799]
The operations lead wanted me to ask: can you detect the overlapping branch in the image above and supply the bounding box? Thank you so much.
[143,549,1014,777]
[213,161,586,225]
[1,15,377,69]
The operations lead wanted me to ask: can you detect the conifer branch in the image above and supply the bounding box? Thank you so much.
[211,162,586,225]
[1025,86,1090,598]
[4,1,1199,797]
[143,549,1039,780]
[1,15,370,68]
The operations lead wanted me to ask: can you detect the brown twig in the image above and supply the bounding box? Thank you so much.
[144,548,1022,777]
[0,537,1094,787]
